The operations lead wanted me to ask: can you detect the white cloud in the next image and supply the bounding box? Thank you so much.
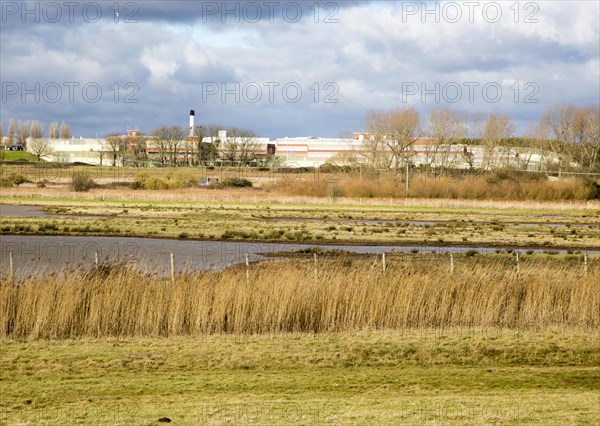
[1,1,598,137]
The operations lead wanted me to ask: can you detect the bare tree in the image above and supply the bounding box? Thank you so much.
[467,112,483,139]
[461,145,475,170]
[7,118,15,145]
[152,126,185,166]
[513,122,544,172]
[580,105,600,172]
[537,103,600,172]
[191,125,214,165]
[542,104,576,144]
[105,134,124,166]
[150,129,167,166]
[426,107,467,169]
[168,126,185,166]
[16,120,28,145]
[361,111,394,170]
[60,121,71,139]
[367,108,422,172]
[0,122,3,145]
[49,121,59,139]
[16,120,23,145]
[23,120,31,144]
[220,128,260,166]
[386,107,423,170]
[482,113,514,169]
[123,132,148,166]
[27,138,53,161]
[29,121,44,139]
[236,129,260,166]
[182,138,193,166]
[565,105,600,172]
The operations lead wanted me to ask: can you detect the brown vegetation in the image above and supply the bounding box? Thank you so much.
[2,257,596,339]
[272,174,600,201]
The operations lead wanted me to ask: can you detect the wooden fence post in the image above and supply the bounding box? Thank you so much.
[170,253,175,284]
[245,253,250,285]
[314,253,318,284]
[8,252,14,281]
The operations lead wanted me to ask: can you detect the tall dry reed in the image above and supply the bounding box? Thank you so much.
[273,175,600,201]
[1,258,597,339]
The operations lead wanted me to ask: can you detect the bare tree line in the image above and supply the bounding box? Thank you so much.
[96,124,265,167]
[2,104,596,172]
[341,104,599,173]
[0,119,72,146]
[145,125,265,167]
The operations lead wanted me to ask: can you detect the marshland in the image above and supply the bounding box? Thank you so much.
[1,166,599,425]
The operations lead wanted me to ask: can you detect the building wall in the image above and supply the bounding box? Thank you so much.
[273,137,557,170]
[35,133,557,171]
[42,138,110,165]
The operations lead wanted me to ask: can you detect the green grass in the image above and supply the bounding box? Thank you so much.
[1,331,598,425]
[1,198,598,248]
[0,194,597,215]
[0,151,39,162]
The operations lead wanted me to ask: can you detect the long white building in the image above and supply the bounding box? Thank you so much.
[33,131,559,171]
[271,135,558,171]
[40,138,111,165]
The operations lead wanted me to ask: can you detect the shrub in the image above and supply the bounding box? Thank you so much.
[133,172,200,190]
[70,172,95,192]
[265,230,285,239]
[213,177,253,188]
[143,177,169,190]
[0,172,27,187]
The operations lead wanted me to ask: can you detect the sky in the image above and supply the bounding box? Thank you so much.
[1,0,599,139]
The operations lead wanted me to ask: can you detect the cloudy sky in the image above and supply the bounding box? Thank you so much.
[1,1,598,138]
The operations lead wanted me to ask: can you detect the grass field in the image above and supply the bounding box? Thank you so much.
[0,151,39,162]
[1,194,598,249]
[1,257,598,424]
[1,331,599,425]
[1,169,599,425]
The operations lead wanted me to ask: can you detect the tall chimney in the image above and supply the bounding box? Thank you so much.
[189,110,195,137]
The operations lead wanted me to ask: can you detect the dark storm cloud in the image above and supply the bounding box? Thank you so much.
[0,0,367,29]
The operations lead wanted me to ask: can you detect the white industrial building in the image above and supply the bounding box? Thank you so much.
[26,111,559,170]
[33,133,558,171]
[39,138,111,165]
[271,135,558,171]
[274,137,365,167]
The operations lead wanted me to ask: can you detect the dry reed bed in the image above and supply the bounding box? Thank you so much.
[2,186,599,211]
[273,175,600,201]
[1,259,597,339]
